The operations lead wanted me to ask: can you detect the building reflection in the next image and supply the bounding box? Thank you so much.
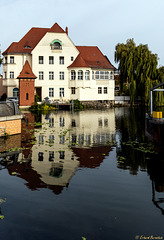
[30,109,115,193]
[0,109,116,195]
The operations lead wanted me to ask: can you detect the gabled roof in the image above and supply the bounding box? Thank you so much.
[48,22,65,33]
[3,23,66,55]
[17,60,37,79]
[68,46,115,69]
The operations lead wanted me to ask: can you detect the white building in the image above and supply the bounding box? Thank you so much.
[2,22,115,104]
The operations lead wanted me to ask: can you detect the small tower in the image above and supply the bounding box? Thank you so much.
[17,60,37,107]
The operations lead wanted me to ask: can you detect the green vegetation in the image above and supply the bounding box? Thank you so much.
[73,99,85,110]
[29,102,56,112]
[0,57,3,66]
[115,39,164,106]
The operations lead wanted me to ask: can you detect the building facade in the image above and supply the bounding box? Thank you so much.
[2,22,115,104]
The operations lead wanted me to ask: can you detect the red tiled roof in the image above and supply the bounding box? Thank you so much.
[68,54,89,68]
[48,22,65,33]
[17,60,37,79]
[68,46,115,69]
[3,23,66,55]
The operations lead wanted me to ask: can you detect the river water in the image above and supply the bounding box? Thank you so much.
[0,108,163,240]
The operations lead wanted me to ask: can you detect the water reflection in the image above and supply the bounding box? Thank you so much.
[0,109,116,195]
[0,108,164,216]
[115,107,164,215]
[31,110,115,191]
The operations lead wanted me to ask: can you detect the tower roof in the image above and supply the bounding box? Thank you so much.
[17,60,37,79]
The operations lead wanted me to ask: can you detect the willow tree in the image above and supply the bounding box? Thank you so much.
[0,57,2,65]
[115,39,158,106]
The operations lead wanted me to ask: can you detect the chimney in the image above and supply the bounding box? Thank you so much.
[65,27,68,35]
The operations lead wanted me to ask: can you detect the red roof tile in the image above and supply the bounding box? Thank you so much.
[48,22,65,33]
[68,46,115,69]
[76,46,115,69]
[68,54,89,68]
[3,23,66,55]
[17,60,37,79]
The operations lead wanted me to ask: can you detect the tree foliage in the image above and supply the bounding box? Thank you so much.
[115,39,158,106]
[0,57,2,66]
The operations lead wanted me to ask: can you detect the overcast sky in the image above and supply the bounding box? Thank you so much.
[0,0,164,73]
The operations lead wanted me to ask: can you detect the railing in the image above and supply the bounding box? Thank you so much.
[0,101,21,116]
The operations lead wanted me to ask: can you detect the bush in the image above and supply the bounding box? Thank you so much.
[73,99,85,110]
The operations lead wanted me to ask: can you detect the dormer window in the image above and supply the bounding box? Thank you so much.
[24,45,32,49]
[50,39,62,50]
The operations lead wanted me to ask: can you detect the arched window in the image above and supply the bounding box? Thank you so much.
[78,70,83,80]
[26,93,29,100]
[50,39,62,50]
[85,70,90,80]
[13,88,19,97]
[71,70,76,80]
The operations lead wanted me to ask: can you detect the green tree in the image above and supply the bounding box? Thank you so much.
[0,57,2,66]
[115,39,158,106]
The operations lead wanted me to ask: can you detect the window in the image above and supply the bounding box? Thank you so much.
[39,135,44,145]
[51,40,62,50]
[95,71,109,80]
[72,134,77,144]
[59,56,64,64]
[71,119,76,127]
[10,56,14,64]
[85,70,90,80]
[49,56,54,64]
[49,135,54,143]
[104,87,108,94]
[60,117,65,127]
[110,71,114,80]
[78,70,83,80]
[98,87,102,94]
[49,88,54,97]
[39,71,44,80]
[10,72,14,79]
[13,88,19,97]
[49,118,54,127]
[26,93,29,100]
[59,151,65,159]
[39,56,44,64]
[59,71,64,80]
[105,71,109,79]
[71,56,74,61]
[71,87,76,94]
[59,88,64,97]
[49,151,54,162]
[71,70,76,80]
[59,135,65,144]
[38,152,44,161]
[92,71,94,79]
[49,71,54,80]
[104,119,108,127]
[98,119,103,127]
[5,57,7,64]
[78,134,84,145]
[4,72,7,79]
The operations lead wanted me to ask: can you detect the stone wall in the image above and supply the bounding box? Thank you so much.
[81,100,114,108]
